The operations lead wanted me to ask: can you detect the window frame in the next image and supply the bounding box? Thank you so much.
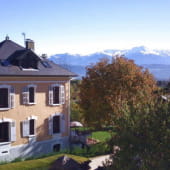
[22,116,37,138]
[53,86,60,105]
[49,84,65,106]
[0,118,16,144]
[48,113,65,136]
[23,84,36,105]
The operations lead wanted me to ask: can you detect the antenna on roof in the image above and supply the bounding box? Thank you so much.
[22,32,26,46]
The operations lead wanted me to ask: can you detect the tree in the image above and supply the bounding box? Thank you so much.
[107,102,170,169]
[79,57,158,128]
[70,80,83,122]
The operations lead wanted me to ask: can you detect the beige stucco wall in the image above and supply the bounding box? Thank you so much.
[0,76,71,146]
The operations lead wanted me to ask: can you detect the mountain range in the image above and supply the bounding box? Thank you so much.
[49,46,170,80]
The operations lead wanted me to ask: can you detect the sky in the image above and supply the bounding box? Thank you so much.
[0,0,170,55]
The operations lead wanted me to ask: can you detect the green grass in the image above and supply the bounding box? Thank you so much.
[91,131,112,142]
[69,142,110,157]
[0,154,88,170]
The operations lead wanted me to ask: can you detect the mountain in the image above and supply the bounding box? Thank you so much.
[49,46,170,80]
[49,52,112,66]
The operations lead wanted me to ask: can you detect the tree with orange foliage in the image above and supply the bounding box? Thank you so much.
[79,57,158,128]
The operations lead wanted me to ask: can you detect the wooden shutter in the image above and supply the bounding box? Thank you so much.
[22,87,29,105]
[10,121,16,142]
[61,114,65,134]
[48,116,53,135]
[22,120,29,137]
[49,86,53,105]
[60,85,65,104]
[10,86,15,108]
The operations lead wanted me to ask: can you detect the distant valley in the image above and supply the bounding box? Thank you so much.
[49,46,170,80]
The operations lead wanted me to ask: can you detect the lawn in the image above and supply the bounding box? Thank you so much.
[91,131,112,142]
[0,131,113,169]
[0,154,88,170]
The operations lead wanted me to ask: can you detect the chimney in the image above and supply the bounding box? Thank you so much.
[25,39,34,51]
[41,54,48,59]
[5,35,9,40]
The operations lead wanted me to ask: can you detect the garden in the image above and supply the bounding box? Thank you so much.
[0,128,112,169]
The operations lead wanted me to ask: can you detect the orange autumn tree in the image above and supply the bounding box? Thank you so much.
[79,57,158,128]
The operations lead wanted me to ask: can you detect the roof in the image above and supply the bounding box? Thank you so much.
[0,39,24,60]
[0,38,77,77]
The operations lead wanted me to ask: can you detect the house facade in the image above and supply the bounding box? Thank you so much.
[0,36,76,161]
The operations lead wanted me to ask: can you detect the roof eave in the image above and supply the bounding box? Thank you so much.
[0,74,77,77]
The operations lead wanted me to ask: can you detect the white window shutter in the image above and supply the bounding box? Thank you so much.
[22,120,29,137]
[48,116,53,135]
[60,114,65,133]
[60,85,65,104]
[10,86,15,108]
[49,86,53,105]
[22,87,29,105]
[34,119,36,135]
[10,121,16,142]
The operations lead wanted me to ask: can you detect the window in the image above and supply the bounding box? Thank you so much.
[0,88,8,108]
[29,119,35,135]
[0,122,9,142]
[0,119,16,143]
[53,115,60,133]
[29,87,35,103]
[48,113,65,136]
[20,55,38,70]
[0,85,15,110]
[22,116,37,137]
[53,86,60,104]
[23,85,36,105]
[53,144,60,152]
[41,60,52,68]
[49,84,65,106]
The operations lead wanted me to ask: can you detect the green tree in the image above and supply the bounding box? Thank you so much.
[79,57,158,128]
[70,80,83,122]
[108,102,170,169]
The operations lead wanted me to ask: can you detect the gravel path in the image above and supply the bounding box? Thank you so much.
[89,154,112,170]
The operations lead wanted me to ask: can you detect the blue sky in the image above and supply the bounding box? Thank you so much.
[0,0,170,55]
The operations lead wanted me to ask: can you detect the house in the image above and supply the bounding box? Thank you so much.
[0,36,76,161]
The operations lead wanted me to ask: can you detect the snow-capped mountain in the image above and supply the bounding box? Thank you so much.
[49,46,170,80]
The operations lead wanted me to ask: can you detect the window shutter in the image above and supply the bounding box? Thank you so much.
[49,86,53,105]
[48,116,53,135]
[34,119,36,135]
[10,121,16,142]
[22,120,29,137]
[22,87,29,105]
[60,85,65,104]
[60,114,65,134]
[10,86,15,108]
